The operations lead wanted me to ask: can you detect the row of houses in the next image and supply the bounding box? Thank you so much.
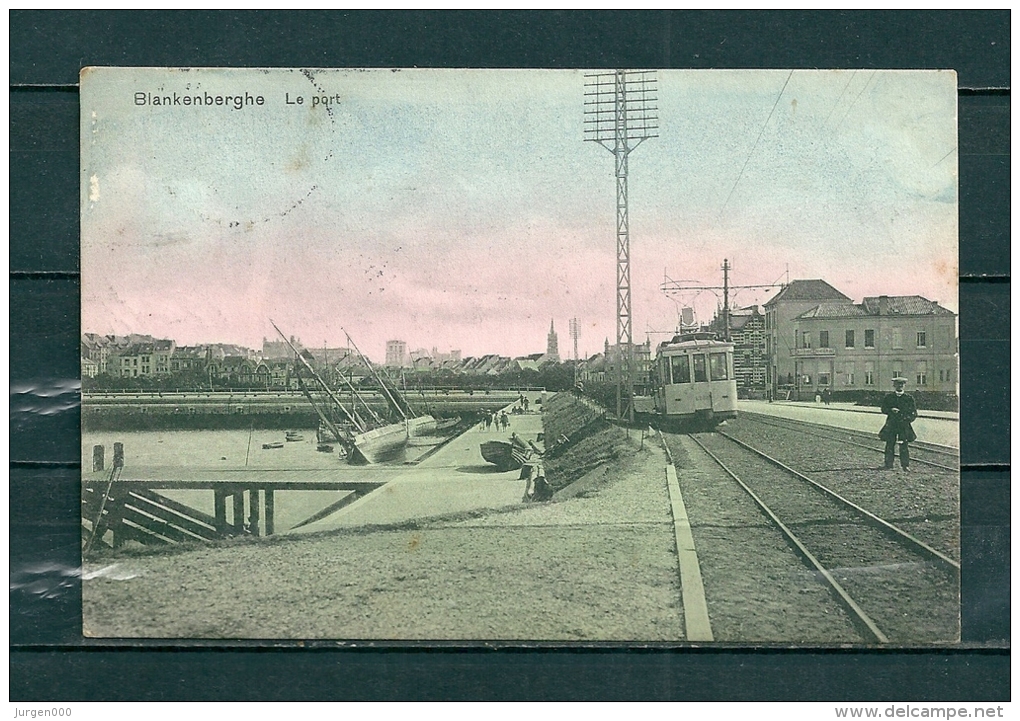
[82,334,261,380]
[81,332,565,387]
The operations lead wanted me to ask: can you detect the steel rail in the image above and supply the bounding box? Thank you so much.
[742,411,959,456]
[685,433,889,644]
[717,430,960,573]
[739,412,959,472]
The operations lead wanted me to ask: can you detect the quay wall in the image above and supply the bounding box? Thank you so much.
[82,390,521,431]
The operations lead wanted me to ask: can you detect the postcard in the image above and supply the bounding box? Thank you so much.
[80,68,959,642]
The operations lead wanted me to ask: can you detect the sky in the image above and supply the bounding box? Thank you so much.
[81,68,958,362]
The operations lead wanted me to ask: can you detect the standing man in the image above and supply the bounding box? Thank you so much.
[879,376,917,470]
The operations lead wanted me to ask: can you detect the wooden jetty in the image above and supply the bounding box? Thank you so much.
[82,467,384,554]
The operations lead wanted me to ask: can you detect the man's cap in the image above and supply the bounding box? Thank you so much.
[892,376,908,384]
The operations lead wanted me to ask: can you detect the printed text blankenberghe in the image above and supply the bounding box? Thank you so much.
[134,91,265,110]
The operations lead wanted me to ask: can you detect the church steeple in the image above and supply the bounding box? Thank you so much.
[546,320,560,363]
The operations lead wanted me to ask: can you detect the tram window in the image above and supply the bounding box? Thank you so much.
[709,352,728,380]
[692,354,708,383]
[670,355,691,384]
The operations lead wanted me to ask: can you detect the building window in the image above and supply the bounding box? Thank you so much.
[801,332,811,349]
[846,372,855,385]
[891,328,903,349]
[916,361,927,386]
[864,329,875,348]
[917,331,927,348]
[818,372,830,385]
[802,374,812,385]
[819,331,829,348]
[845,330,855,348]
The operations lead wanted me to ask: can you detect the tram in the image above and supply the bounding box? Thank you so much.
[642,332,738,430]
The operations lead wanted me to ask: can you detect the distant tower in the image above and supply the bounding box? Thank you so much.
[546,320,560,363]
[385,340,407,367]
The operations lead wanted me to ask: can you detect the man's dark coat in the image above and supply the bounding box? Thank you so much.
[879,391,918,443]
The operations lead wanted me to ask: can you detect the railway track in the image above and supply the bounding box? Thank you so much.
[669,429,959,643]
[738,411,959,472]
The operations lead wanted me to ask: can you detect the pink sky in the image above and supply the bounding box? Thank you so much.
[82,69,958,362]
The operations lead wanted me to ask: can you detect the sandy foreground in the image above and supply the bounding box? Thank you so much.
[82,437,687,641]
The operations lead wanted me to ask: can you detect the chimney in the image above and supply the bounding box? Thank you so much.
[878,295,889,315]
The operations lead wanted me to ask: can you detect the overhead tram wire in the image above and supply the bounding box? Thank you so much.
[931,146,958,169]
[718,70,794,219]
[834,69,877,130]
[824,70,857,125]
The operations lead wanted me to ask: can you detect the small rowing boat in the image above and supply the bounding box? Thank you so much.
[480,434,531,471]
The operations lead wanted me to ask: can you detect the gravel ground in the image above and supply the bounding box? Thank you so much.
[723,414,960,562]
[691,431,959,643]
[82,426,686,641]
[665,434,859,643]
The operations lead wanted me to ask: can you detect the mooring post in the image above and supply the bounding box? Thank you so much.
[265,488,275,536]
[93,445,105,472]
[248,487,260,537]
[106,486,125,548]
[232,490,245,534]
[214,489,227,535]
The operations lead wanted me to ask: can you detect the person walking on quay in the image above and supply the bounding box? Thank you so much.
[879,376,917,470]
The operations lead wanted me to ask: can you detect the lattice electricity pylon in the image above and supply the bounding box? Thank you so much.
[584,70,658,421]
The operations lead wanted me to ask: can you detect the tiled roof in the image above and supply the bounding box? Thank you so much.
[797,295,957,319]
[861,295,956,316]
[118,342,156,355]
[764,279,851,306]
[796,302,867,319]
[729,313,765,330]
[173,346,205,357]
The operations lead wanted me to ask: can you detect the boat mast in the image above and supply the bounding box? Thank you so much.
[342,328,409,422]
[270,321,366,433]
[296,373,353,449]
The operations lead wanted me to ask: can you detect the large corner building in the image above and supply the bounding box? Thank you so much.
[765,280,851,394]
[766,280,957,400]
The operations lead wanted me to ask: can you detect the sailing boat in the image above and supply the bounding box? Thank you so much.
[271,322,436,464]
